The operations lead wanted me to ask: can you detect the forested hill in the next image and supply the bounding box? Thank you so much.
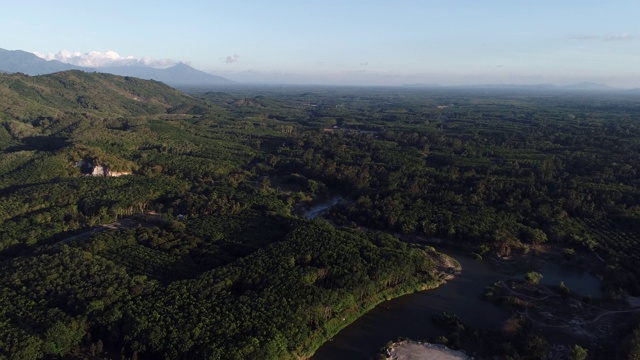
[0,70,208,122]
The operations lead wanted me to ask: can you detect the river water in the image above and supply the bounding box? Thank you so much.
[303,196,343,220]
[303,198,601,359]
[312,251,602,360]
[539,262,601,298]
[311,252,509,359]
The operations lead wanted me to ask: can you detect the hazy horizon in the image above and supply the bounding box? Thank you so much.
[2,0,639,87]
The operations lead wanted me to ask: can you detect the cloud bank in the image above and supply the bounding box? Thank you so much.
[33,50,178,68]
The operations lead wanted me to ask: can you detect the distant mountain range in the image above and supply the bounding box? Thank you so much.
[403,82,640,93]
[0,48,81,74]
[3,48,639,90]
[94,63,233,87]
[0,48,233,87]
[405,82,637,92]
[561,82,620,91]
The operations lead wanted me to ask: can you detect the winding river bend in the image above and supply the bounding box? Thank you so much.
[311,252,602,360]
[303,198,602,360]
[311,252,509,360]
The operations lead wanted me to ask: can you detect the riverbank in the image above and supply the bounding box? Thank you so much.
[297,196,461,359]
[310,250,514,360]
[305,250,461,359]
[432,251,462,283]
[385,341,468,360]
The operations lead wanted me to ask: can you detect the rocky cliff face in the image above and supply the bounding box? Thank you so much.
[106,169,131,177]
[90,165,106,176]
[76,160,131,177]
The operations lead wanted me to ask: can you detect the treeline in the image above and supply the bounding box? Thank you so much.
[256,94,640,294]
[0,221,440,359]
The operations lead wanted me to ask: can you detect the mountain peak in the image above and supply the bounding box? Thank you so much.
[0,47,233,87]
[171,62,192,69]
[0,47,81,75]
[101,62,233,86]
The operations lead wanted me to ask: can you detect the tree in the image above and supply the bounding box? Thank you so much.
[42,320,86,357]
[619,326,640,360]
[524,228,548,245]
[524,272,543,285]
[569,344,588,360]
[559,281,571,299]
[523,335,549,359]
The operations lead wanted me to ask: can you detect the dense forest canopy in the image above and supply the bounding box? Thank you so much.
[1,71,640,359]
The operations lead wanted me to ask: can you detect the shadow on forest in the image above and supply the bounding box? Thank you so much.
[6,136,71,152]
[0,228,86,261]
[0,180,53,194]
[0,242,34,261]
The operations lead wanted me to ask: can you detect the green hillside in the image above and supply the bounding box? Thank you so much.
[0,70,204,122]
[0,68,448,360]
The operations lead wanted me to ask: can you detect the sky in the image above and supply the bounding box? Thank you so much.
[1,0,639,87]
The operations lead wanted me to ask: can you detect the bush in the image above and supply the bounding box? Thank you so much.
[524,271,543,285]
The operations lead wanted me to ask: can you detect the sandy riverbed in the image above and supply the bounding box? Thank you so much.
[386,341,468,360]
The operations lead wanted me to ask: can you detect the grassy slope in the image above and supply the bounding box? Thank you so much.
[0,70,199,122]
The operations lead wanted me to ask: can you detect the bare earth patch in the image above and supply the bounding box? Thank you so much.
[386,341,468,360]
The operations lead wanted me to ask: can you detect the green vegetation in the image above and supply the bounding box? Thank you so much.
[559,281,572,299]
[1,72,640,358]
[619,323,640,359]
[524,272,543,285]
[432,312,551,359]
[0,72,445,359]
[569,344,588,360]
[0,222,440,359]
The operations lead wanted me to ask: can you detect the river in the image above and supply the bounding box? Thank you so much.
[303,198,602,359]
[311,252,510,360]
[303,196,343,220]
[312,251,602,360]
[539,261,601,298]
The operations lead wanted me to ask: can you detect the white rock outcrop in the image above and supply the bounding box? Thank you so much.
[75,159,131,177]
[106,169,132,177]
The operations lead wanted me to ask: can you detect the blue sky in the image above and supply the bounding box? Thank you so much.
[1,0,639,86]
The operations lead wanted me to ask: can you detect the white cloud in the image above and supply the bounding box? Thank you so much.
[33,50,178,68]
[224,54,240,64]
